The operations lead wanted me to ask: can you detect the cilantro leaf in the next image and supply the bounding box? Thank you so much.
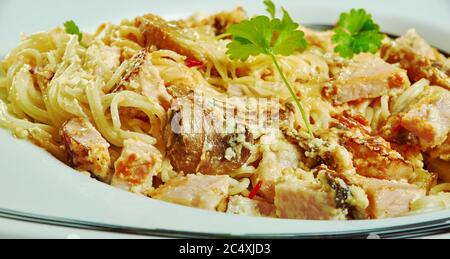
[64,20,83,43]
[264,0,276,19]
[273,9,308,55]
[226,37,261,61]
[227,16,275,56]
[225,3,312,136]
[332,9,383,58]
[226,14,308,61]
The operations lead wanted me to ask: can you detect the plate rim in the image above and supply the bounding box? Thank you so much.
[1,0,450,238]
[0,207,449,239]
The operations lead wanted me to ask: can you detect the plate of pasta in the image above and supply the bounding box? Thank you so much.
[0,0,449,238]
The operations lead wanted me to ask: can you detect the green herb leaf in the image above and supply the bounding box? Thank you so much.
[226,14,308,61]
[332,9,383,58]
[272,9,308,55]
[226,37,262,61]
[226,2,312,136]
[264,0,276,19]
[64,20,83,43]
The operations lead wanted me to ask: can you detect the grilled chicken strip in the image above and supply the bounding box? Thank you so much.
[61,118,111,181]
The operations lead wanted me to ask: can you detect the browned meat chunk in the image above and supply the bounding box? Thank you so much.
[113,50,172,109]
[61,118,111,180]
[426,157,450,183]
[426,135,450,182]
[249,130,301,202]
[400,86,450,150]
[112,139,162,195]
[151,174,230,211]
[341,130,415,182]
[325,54,410,104]
[273,168,367,220]
[136,14,208,63]
[350,176,426,219]
[275,180,342,220]
[166,95,253,175]
[329,114,436,188]
[428,134,450,162]
[381,29,450,90]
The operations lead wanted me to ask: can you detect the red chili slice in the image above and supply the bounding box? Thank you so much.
[392,123,403,133]
[185,57,203,68]
[248,181,263,200]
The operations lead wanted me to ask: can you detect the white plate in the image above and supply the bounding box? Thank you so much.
[0,0,449,238]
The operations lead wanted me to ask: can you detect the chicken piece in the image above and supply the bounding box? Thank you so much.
[381,29,450,90]
[136,14,208,63]
[274,169,351,220]
[186,7,248,36]
[325,54,410,104]
[428,134,450,162]
[61,118,111,181]
[151,174,230,211]
[275,180,341,220]
[329,114,436,190]
[275,182,339,220]
[135,14,233,98]
[251,130,301,202]
[226,196,276,217]
[324,169,370,219]
[341,130,415,182]
[282,126,357,174]
[426,135,450,182]
[113,50,172,109]
[400,86,450,150]
[112,139,162,195]
[426,157,450,183]
[350,176,426,219]
[327,113,425,183]
[166,95,253,175]
[286,119,432,192]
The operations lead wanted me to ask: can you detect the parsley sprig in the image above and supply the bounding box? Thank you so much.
[332,9,383,59]
[64,20,84,44]
[264,0,276,19]
[226,1,312,135]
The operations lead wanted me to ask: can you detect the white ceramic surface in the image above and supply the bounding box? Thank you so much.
[0,0,449,238]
